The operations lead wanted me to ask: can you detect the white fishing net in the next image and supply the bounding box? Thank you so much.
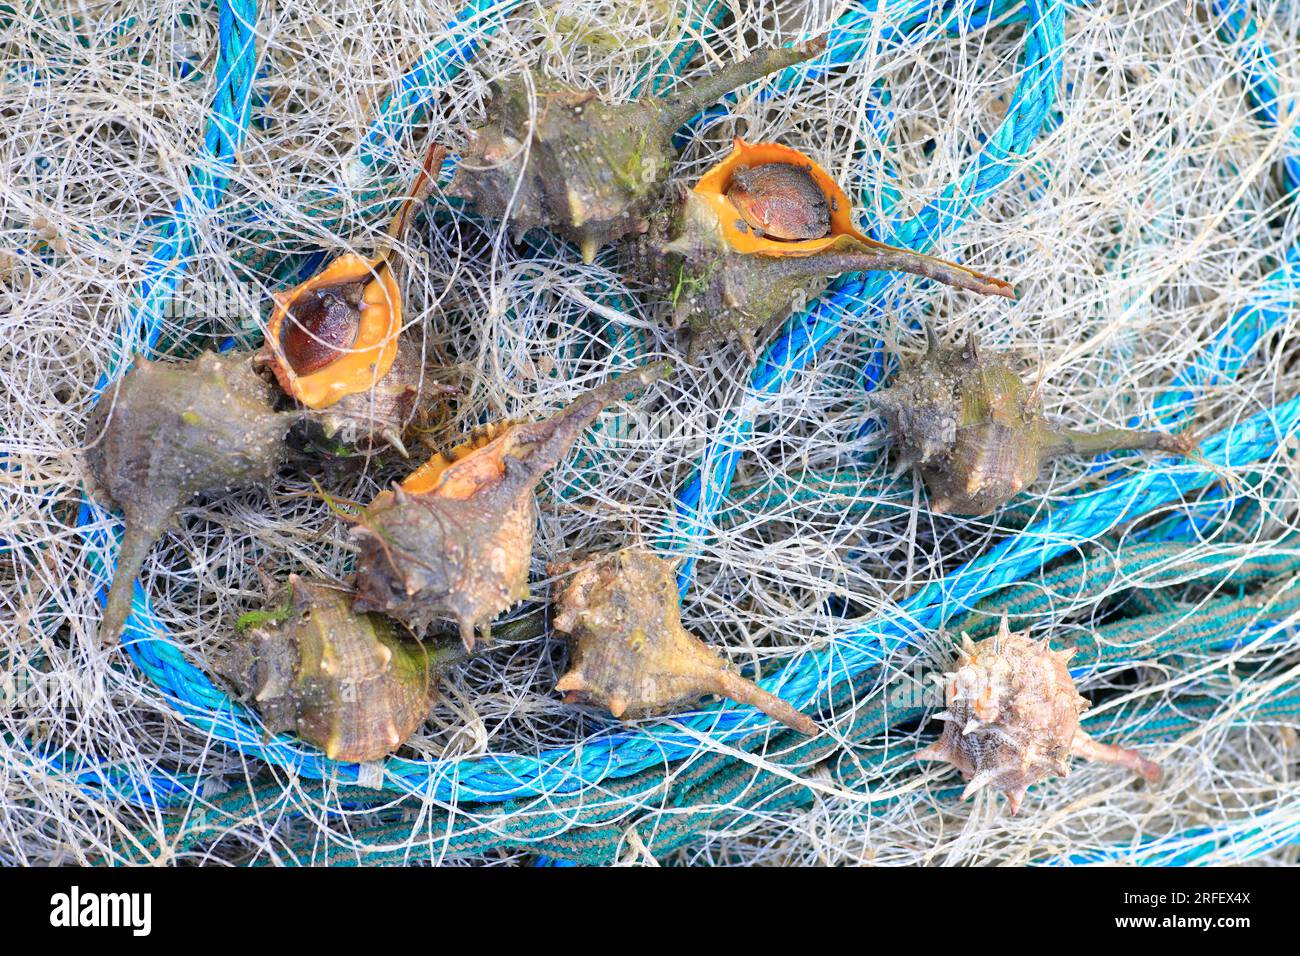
[2,0,1298,866]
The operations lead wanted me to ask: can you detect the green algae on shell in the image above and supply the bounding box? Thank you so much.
[216,576,442,762]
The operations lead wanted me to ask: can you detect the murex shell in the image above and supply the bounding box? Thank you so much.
[552,548,818,734]
[351,362,672,649]
[85,351,298,644]
[917,618,1162,814]
[217,576,436,763]
[873,328,1192,514]
[449,40,826,263]
[258,143,450,458]
[626,138,1014,359]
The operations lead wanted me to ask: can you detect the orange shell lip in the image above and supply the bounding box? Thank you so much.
[396,422,515,498]
[265,253,401,410]
[694,137,870,256]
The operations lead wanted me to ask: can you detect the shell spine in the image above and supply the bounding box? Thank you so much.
[553,548,817,734]
[917,618,1162,814]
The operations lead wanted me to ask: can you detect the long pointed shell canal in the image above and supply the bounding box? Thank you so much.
[872,329,1192,515]
[351,362,673,650]
[552,548,817,734]
[626,137,1014,359]
[85,351,298,644]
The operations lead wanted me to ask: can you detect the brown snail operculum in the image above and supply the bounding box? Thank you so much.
[262,248,403,411]
[553,548,817,734]
[216,576,437,763]
[279,279,366,375]
[916,617,1162,814]
[351,362,673,649]
[873,328,1193,515]
[725,161,830,240]
[628,138,1014,360]
[449,40,827,263]
[85,350,299,644]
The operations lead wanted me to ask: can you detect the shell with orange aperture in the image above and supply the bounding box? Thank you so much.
[625,137,1015,359]
[694,138,867,256]
[263,253,402,411]
[350,361,673,649]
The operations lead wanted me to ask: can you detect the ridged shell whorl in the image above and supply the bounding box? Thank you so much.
[217,576,436,763]
[553,548,817,734]
[917,617,1162,814]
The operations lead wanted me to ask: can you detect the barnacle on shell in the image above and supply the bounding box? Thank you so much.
[216,576,442,762]
[449,39,827,263]
[916,617,1162,814]
[259,143,452,457]
[625,138,1014,359]
[351,361,673,649]
[872,327,1193,515]
[552,548,818,733]
[85,351,299,644]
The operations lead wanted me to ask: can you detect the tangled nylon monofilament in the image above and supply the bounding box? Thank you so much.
[79,0,1074,802]
[3,0,1299,865]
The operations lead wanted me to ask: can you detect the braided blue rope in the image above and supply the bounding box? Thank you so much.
[357,0,521,170]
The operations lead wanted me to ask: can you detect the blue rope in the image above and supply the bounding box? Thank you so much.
[358,0,522,170]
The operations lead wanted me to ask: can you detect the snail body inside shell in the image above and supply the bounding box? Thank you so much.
[280,280,366,376]
[257,142,449,458]
[875,329,1192,515]
[725,162,830,241]
[626,137,1014,358]
[264,253,400,410]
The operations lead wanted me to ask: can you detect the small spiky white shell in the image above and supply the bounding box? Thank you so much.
[917,618,1161,814]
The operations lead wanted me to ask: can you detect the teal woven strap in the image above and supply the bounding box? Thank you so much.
[948,536,1300,639]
